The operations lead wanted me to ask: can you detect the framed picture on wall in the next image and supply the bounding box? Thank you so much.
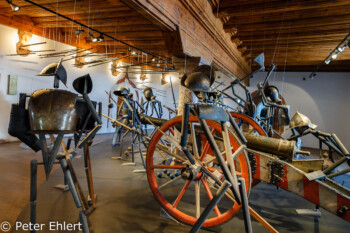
[7,75,18,95]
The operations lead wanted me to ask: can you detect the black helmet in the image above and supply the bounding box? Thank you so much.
[181,65,215,92]
[143,87,153,101]
[38,58,67,88]
[264,85,282,103]
[73,74,93,94]
[113,85,130,97]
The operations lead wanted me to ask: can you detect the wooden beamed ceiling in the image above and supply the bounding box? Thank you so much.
[213,0,350,72]
[0,0,250,77]
[0,0,169,61]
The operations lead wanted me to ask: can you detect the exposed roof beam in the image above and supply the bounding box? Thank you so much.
[216,0,350,17]
[224,14,350,33]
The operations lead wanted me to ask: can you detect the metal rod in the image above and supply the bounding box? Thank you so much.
[332,133,349,155]
[239,178,253,233]
[79,211,90,233]
[190,180,231,233]
[326,168,350,178]
[58,157,82,208]
[30,160,37,233]
[323,156,349,174]
[169,75,177,109]
[228,111,247,144]
[180,104,191,147]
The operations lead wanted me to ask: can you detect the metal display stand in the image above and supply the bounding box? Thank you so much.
[30,135,94,233]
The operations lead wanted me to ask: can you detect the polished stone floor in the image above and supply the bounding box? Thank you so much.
[2,134,350,232]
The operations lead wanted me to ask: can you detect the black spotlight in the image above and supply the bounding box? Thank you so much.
[97,34,104,42]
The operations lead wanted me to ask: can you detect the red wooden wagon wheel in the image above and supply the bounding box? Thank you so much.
[230,112,267,186]
[146,115,251,227]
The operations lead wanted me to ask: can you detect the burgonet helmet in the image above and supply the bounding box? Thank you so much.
[181,65,215,92]
[113,85,130,96]
[289,111,317,133]
[143,87,154,101]
[38,58,67,88]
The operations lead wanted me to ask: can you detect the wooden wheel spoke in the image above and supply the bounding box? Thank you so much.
[201,179,221,216]
[199,141,210,161]
[199,128,215,161]
[195,180,200,218]
[172,180,192,208]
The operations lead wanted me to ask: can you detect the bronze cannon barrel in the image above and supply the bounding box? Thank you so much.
[244,133,297,159]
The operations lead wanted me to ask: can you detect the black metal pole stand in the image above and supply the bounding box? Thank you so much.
[30,160,37,233]
[190,181,231,233]
[58,156,90,233]
[239,177,253,233]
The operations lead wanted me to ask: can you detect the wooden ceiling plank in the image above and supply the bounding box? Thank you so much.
[216,0,350,17]
[224,14,350,32]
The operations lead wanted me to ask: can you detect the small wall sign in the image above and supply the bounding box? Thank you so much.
[7,75,18,95]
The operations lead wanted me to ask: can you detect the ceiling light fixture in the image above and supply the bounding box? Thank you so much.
[97,34,104,42]
[89,32,98,42]
[6,0,20,12]
[306,33,350,80]
[75,29,84,36]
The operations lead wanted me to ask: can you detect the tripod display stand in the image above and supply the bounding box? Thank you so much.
[110,86,146,171]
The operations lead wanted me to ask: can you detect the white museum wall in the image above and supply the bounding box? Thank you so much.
[0,24,179,142]
[249,71,350,149]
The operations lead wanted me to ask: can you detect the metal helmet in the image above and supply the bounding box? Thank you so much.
[181,65,215,92]
[289,111,317,130]
[38,58,67,88]
[264,85,282,103]
[113,85,130,96]
[143,87,153,101]
[28,89,78,133]
[73,74,93,94]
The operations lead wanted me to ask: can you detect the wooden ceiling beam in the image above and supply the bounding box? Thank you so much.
[37,17,149,27]
[238,28,349,41]
[0,6,131,17]
[31,10,140,22]
[224,5,350,28]
[242,38,346,46]
[224,14,350,33]
[216,0,350,18]
[119,0,250,78]
[58,25,160,33]
[81,30,164,38]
